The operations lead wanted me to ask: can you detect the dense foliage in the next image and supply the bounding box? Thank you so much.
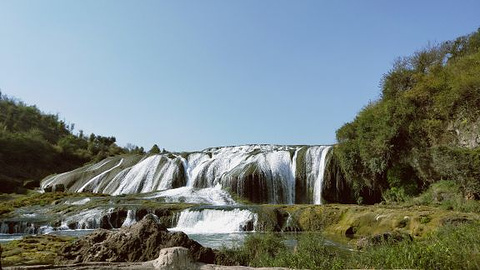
[331,29,480,203]
[0,92,145,193]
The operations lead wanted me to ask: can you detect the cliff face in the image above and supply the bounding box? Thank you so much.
[448,116,480,149]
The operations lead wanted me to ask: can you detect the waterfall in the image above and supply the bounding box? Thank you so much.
[78,159,124,192]
[41,144,333,204]
[61,208,114,230]
[121,210,137,227]
[306,146,332,204]
[144,184,236,205]
[170,208,258,234]
[289,148,300,204]
[110,155,162,195]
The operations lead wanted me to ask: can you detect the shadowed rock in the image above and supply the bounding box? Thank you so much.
[57,214,215,264]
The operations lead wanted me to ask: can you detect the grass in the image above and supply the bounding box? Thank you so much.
[1,235,74,266]
[411,180,480,213]
[217,221,480,270]
[352,221,480,269]
[0,191,109,216]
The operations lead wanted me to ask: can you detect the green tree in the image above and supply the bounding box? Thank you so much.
[148,144,161,154]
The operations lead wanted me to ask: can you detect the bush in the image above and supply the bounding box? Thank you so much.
[219,221,480,269]
[413,180,480,212]
[333,29,480,204]
[351,222,480,269]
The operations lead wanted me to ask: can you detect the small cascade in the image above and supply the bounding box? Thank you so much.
[144,185,236,205]
[121,210,137,227]
[62,208,114,230]
[183,153,211,187]
[0,221,38,234]
[170,208,258,234]
[282,213,300,232]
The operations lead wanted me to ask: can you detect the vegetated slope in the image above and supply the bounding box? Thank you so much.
[326,29,480,204]
[0,92,143,193]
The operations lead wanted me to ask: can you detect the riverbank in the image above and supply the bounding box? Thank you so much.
[2,199,479,268]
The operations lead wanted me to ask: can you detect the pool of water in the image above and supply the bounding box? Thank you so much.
[189,232,350,250]
[0,233,23,243]
[187,232,249,249]
[0,231,349,251]
[0,229,96,243]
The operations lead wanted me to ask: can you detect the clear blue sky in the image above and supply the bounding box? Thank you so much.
[0,1,479,151]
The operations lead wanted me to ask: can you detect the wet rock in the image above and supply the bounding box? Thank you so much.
[57,214,216,264]
[356,231,412,249]
[345,226,357,238]
[54,184,66,192]
[100,209,128,229]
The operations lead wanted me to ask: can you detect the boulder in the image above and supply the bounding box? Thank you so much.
[152,247,196,270]
[57,214,215,264]
[149,247,291,270]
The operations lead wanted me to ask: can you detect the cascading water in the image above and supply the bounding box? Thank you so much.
[121,210,137,227]
[61,208,115,230]
[305,146,332,204]
[6,144,335,248]
[41,145,332,205]
[170,208,258,234]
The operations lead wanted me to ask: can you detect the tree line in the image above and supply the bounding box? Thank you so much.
[0,92,151,193]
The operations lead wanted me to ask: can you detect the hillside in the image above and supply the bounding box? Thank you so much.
[324,29,480,204]
[0,93,144,193]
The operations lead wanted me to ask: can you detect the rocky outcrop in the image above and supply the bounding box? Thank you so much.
[356,231,413,249]
[57,214,215,264]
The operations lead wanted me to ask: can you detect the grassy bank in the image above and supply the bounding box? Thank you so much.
[217,221,480,269]
[1,235,74,266]
[0,191,109,216]
[254,202,480,240]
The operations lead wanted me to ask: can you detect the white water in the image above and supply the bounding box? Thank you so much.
[121,210,137,227]
[41,145,332,204]
[64,198,91,205]
[61,208,114,230]
[78,159,124,193]
[143,184,236,205]
[306,146,332,204]
[170,208,258,234]
[110,155,162,195]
